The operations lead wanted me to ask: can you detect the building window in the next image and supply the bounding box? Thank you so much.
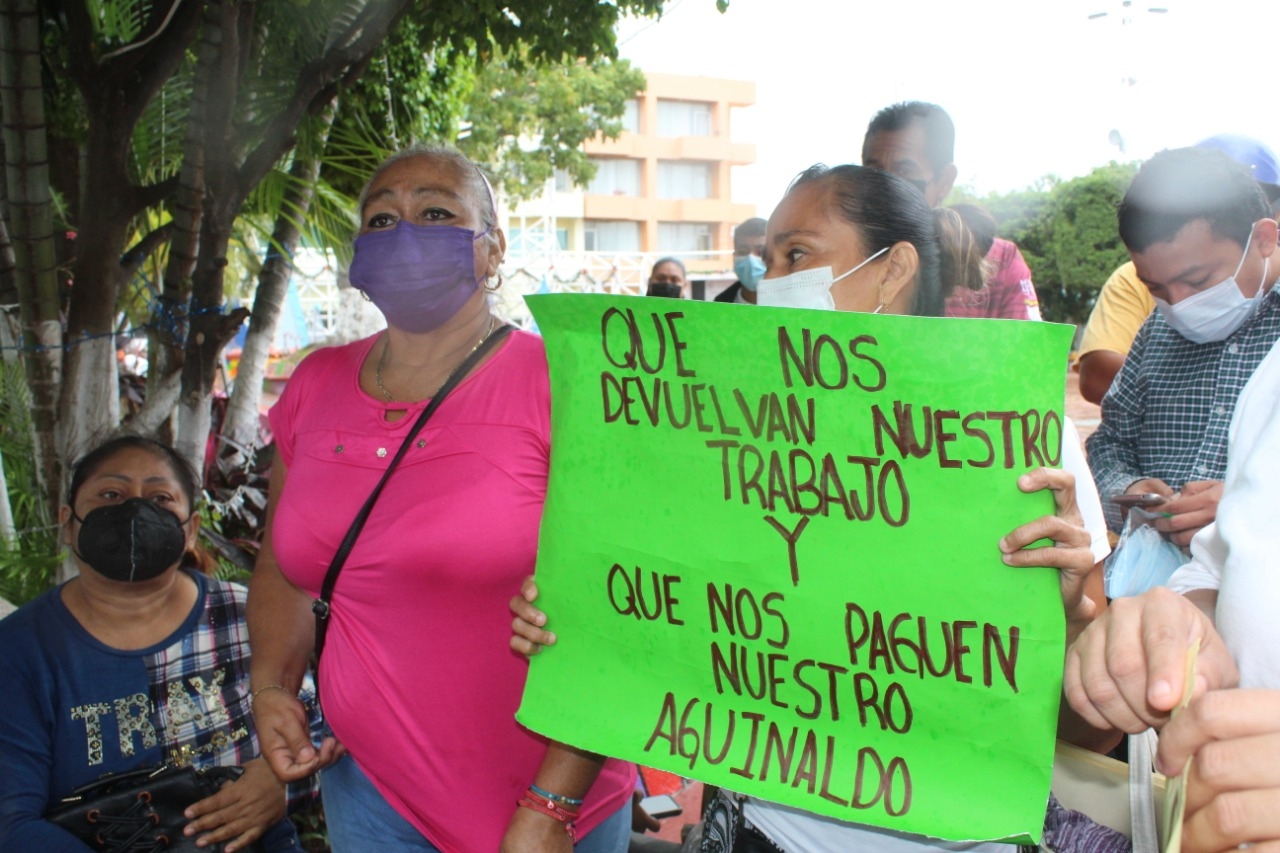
[657,100,712,137]
[585,220,641,252]
[657,161,713,199]
[658,222,712,253]
[586,157,641,196]
[621,99,640,133]
[556,228,570,250]
[553,168,573,192]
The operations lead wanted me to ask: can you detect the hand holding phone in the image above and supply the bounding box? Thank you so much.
[1109,492,1169,509]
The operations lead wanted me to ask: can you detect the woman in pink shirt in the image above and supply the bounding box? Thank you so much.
[247,146,634,853]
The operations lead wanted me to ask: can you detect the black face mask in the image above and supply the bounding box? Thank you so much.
[647,283,683,299]
[72,498,189,583]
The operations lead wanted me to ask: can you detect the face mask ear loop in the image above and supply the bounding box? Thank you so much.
[1232,222,1260,281]
[830,246,890,287]
[65,509,88,567]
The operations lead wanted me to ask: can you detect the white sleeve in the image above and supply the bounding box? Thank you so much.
[1166,523,1224,594]
[1062,417,1111,564]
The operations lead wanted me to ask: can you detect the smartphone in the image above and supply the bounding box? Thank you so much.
[1108,492,1168,509]
[639,794,683,819]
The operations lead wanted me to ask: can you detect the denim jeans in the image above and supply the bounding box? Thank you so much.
[321,754,630,852]
[260,816,303,851]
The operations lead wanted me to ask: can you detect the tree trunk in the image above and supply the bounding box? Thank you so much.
[220,102,336,467]
[0,0,63,525]
[59,127,138,470]
[140,0,228,439]
[175,222,248,473]
[172,0,247,474]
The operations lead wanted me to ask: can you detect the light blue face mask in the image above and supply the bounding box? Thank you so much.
[734,254,766,291]
[1155,222,1271,344]
[1103,511,1188,598]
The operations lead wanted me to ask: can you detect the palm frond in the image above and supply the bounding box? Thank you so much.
[86,0,154,47]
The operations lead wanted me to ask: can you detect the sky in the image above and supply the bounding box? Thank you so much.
[615,0,1280,217]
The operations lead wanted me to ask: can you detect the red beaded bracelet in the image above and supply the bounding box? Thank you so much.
[518,789,579,841]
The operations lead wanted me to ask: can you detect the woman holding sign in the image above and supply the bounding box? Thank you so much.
[512,164,1115,853]
[246,146,634,853]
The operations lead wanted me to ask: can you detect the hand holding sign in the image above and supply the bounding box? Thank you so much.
[999,467,1103,636]
[511,575,554,656]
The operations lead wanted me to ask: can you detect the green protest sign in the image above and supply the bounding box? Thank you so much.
[518,294,1076,843]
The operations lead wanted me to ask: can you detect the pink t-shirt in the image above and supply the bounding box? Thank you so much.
[269,330,634,851]
[945,238,1042,320]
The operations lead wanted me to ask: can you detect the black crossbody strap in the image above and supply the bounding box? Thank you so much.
[312,323,514,661]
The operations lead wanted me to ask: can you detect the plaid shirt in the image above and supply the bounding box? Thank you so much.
[149,577,321,809]
[1086,287,1280,531]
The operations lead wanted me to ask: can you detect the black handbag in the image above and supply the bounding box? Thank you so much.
[46,763,263,853]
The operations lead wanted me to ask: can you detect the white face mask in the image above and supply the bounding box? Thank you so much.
[756,247,890,311]
[1155,226,1271,344]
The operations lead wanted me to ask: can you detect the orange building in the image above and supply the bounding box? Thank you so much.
[502,72,757,290]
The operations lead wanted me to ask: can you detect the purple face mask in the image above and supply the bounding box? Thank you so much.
[348,221,491,333]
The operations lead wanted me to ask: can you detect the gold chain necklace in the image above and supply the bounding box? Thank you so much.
[375,315,496,403]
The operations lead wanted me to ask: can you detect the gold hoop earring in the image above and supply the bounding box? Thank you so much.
[484,274,504,294]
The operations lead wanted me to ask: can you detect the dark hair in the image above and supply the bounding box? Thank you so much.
[651,257,687,277]
[788,164,987,316]
[68,435,200,512]
[863,101,956,174]
[358,144,496,229]
[1263,182,1280,214]
[948,203,997,257]
[1119,147,1270,253]
[733,217,768,253]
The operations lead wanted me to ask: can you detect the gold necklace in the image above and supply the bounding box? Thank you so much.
[375,315,497,403]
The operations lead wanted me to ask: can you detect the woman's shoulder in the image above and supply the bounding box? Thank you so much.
[503,327,547,362]
[0,587,75,681]
[485,328,549,391]
[0,586,65,642]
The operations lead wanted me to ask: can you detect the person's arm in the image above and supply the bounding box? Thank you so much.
[504,580,615,851]
[1084,327,1166,532]
[247,452,341,782]
[1183,588,1219,622]
[500,745,610,853]
[1063,587,1237,735]
[1155,480,1224,547]
[1077,263,1153,404]
[988,466,1118,751]
[0,652,96,851]
[182,757,286,853]
[1077,350,1126,405]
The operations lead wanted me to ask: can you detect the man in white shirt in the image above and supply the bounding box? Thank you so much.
[1064,338,1280,852]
